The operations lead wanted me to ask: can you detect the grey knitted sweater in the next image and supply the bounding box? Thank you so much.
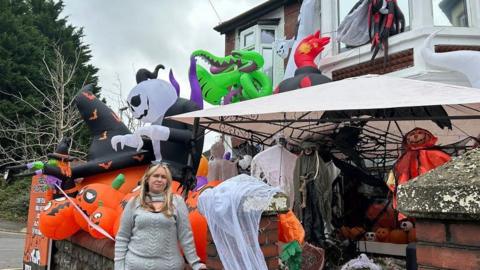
[114,194,203,270]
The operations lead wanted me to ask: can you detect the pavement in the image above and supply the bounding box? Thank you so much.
[0,218,27,234]
[0,219,26,270]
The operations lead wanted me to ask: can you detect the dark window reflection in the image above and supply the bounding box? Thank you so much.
[433,0,469,27]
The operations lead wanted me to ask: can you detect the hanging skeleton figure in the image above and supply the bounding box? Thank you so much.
[368,0,405,64]
[338,0,405,66]
[111,64,204,192]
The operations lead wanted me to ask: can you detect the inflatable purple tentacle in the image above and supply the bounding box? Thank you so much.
[189,56,203,109]
[169,69,180,97]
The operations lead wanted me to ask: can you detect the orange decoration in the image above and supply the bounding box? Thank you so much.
[89,109,98,120]
[39,197,80,240]
[278,210,305,244]
[196,155,208,177]
[98,161,112,169]
[375,227,390,242]
[349,226,366,240]
[88,205,118,239]
[112,213,123,237]
[389,229,409,244]
[366,203,395,229]
[339,226,351,239]
[74,177,125,232]
[408,228,416,243]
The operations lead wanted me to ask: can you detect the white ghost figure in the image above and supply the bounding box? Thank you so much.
[111,77,178,161]
[274,39,294,59]
[421,30,480,89]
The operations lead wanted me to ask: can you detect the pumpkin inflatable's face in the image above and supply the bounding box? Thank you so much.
[375,228,390,242]
[404,128,436,149]
[88,206,117,239]
[77,183,123,214]
[39,197,80,240]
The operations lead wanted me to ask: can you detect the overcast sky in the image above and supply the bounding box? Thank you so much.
[61,0,266,107]
[61,0,266,151]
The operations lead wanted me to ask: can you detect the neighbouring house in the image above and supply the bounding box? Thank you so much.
[214,0,480,87]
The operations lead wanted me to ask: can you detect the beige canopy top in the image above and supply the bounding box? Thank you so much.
[171,74,480,146]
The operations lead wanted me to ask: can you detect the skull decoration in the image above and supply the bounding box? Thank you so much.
[112,65,178,161]
[127,79,177,124]
[400,220,414,231]
[365,232,376,241]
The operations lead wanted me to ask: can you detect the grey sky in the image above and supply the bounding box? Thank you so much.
[61,0,266,151]
[61,0,266,107]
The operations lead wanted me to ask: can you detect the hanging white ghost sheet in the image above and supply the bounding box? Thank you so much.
[198,174,281,270]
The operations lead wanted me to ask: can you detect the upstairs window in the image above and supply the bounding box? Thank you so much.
[239,23,279,85]
[433,0,469,27]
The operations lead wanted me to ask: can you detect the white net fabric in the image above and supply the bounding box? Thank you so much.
[336,0,370,47]
[198,174,281,270]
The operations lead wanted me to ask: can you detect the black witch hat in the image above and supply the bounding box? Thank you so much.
[47,137,75,161]
[70,85,155,178]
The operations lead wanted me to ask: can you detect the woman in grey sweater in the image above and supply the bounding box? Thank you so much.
[115,164,206,270]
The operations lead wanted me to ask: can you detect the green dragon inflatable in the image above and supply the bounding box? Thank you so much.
[192,50,273,105]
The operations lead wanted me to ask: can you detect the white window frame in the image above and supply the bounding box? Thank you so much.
[238,24,280,86]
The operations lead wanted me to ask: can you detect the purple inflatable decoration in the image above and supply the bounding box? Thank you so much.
[169,69,180,97]
[189,56,203,109]
[194,176,208,191]
[223,152,231,160]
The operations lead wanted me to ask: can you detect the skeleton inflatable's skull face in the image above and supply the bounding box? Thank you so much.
[127,79,178,124]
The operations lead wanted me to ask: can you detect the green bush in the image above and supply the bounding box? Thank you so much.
[0,177,31,222]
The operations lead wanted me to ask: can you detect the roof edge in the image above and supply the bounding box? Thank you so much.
[214,0,295,34]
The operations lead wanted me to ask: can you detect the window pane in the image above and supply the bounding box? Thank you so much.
[262,48,273,81]
[244,32,255,48]
[261,29,275,44]
[433,0,468,27]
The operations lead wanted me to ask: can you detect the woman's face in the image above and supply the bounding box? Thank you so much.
[148,166,168,194]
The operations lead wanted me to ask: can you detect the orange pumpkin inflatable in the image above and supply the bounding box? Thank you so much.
[88,202,118,239]
[39,197,80,240]
[74,174,125,231]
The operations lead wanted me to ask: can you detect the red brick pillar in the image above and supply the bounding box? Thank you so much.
[205,194,288,270]
[398,149,480,270]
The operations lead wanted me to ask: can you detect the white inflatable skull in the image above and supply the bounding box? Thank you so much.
[111,65,178,161]
[127,79,177,124]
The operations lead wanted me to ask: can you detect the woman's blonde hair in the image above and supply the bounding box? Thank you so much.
[138,163,174,217]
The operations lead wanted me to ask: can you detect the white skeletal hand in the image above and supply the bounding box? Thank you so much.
[111,134,144,152]
[111,125,171,153]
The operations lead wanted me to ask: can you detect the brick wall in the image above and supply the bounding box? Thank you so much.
[415,220,480,270]
[206,214,280,269]
[283,2,300,67]
[225,32,236,56]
